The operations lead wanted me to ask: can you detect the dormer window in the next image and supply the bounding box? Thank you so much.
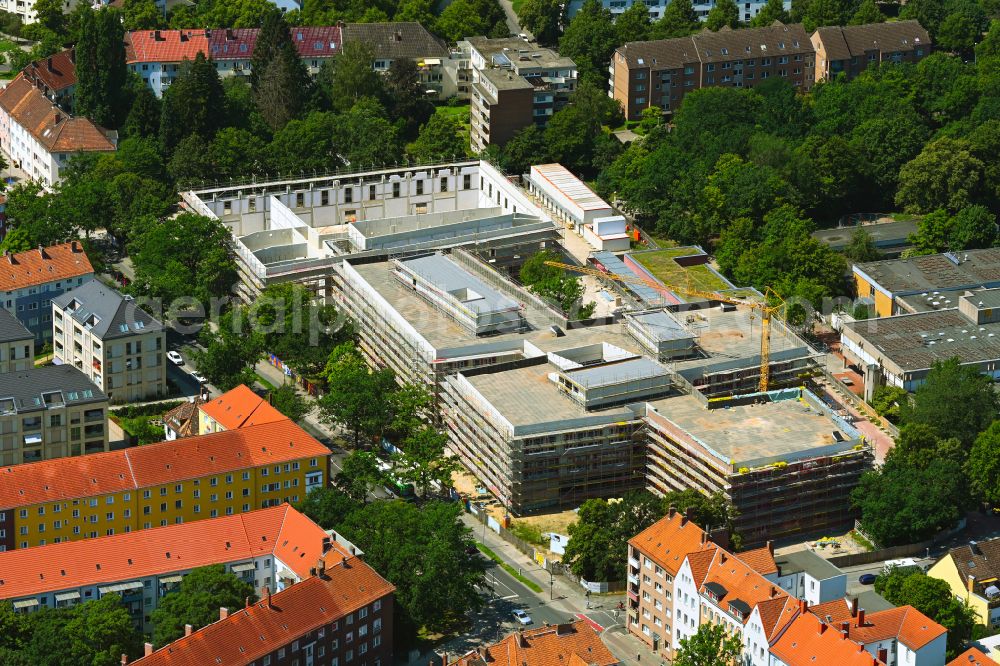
[729,599,751,621]
[704,581,727,602]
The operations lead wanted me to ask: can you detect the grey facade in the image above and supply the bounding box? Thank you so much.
[0,308,33,374]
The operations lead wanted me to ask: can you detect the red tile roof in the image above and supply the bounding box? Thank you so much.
[0,76,115,153]
[771,613,885,666]
[738,545,778,576]
[699,549,790,633]
[289,26,342,58]
[199,384,286,432]
[0,504,338,600]
[950,648,1000,666]
[449,621,619,666]
[22,48,77,93]
[628,512,712,576]
[807,600,947,650]
[125,29,210,64]
[0,419,329,509]
[133,557,394,666]
[0,241,93,292]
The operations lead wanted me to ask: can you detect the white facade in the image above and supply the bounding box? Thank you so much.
[767,569,847,606]
[0,0,82,24]
[565,0,791,24]
[0,107,67,186]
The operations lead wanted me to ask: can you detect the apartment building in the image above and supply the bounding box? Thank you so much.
[449,620,619,666]
[465,36,577,150]
[0,364,108,466]
[342,22,451,99]
[0,308,33,373]
[566,0,789,23]
[21,48,78,109]
[811,21,930,82]
[770,613,890,666]
[132,550,395,666]
[0,0,83,24]
[929,538,1000,628]
[0,74,116,186]
[0,504,341,630]
[198,384,287,435]
[0,418,329,550]
[610,22,814,119]
[644,388,872,546]
[52,281,167,403]
[125,27,342,97]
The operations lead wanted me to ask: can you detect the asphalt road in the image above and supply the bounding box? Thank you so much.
[843,558,934,595]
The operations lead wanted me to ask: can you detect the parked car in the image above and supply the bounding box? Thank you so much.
[167,351,184,365]
[513,609,532,625]
[859,573,877,585]
[191,371,208,385]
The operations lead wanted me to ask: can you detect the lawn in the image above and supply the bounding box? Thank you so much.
[111,401,186,445]
[631,248,733,294]
[433,103,472,157]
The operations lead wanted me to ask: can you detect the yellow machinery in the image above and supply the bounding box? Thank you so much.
[544,261,785,392]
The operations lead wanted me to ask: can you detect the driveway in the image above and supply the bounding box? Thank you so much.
[497,0,531,38]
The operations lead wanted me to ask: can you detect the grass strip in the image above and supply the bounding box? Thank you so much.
[476,543,544,593]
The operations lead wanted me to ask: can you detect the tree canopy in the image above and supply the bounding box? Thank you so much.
[150,565,257,647]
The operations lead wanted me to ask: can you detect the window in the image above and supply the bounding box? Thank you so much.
[345,188,353,203]
[440,177,448,192]
[463,174,471,190]
[392,182,400,198]
[416,180,424,195]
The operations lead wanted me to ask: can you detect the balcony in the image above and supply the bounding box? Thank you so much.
[628,572,639,586]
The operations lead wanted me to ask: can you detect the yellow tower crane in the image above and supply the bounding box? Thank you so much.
[545,261,785,392]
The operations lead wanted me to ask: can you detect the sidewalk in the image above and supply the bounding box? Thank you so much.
[254,358,344,444]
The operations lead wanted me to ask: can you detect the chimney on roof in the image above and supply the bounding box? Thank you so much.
[69,47,75,63]
[154,30,161,41]
[227,28,235,39]
[766,540,774,555]
[799,599,808,614]
[184,624,193,637]
[219,607,229,621]
[700,531,708,545]
[322,535,332,553]
[46,56,53,72]
[265,586,273,608]
[668,505,676,519]
[317,557,327,579]
[518,629,530,648]
[395,30,403,41]
[37,245,47,259]
[819,622,827,635]
[969,575,976,594]
[121,654,128,665]
[680,512,688,527]
[53,112,61,124]
[144,643,154,657]
[857,609,865,626]
[877,648,888,664]
[720,552,727,564]
[850,597,858,617]
[840,621,849,638]
[6,250,15,264]
[246,596,251,609]
[71,240,81,253]
[770,586,778,598]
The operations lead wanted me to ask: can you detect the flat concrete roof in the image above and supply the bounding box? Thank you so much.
[843,308,1000,373]
[530,164,610,213]
[812,220,917,250]
[466,36,576,69]
[480,67,534,90]
[647,391,859,466]
[855,248,1000,295]
[628,310,696,342]
[565,356,669,389]
[398,254,519,316]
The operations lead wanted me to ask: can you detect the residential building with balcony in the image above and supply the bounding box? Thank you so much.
[0,308,34,373]
[0,75,116,186]
[929,538,1000,628]
[449,620,619,666]
[0,504,340,630]
[610,22,814,120]
[567,0,790,24]
[52,281,166,403]
[0,417,329,550]
[342,22,451,99]
[132,549,395,666]
[811,21,930,82]
[0,242,94,343]
[465,36,577,150]
[0,364,108,467]
[0,0,84,24]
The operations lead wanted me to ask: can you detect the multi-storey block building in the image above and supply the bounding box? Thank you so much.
[465,36,577,150]
[610,22,814,119]
[0,0,84,24]
[0,418,329,550]
[929,537,1000,628]
[342,22,452,99]
[0,308,33,373]
[0,364,108,466]
[132,550,395,666]
[449,620,619,666]
[811,21,930,82]
[0,504,342,629]
[567,0,789,23]
[21,48,77,109]
[52,281,167,403]
[0,74,116,186]
[0,242,94,342]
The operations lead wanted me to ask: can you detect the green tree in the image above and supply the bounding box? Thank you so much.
[0,182,73,253]
[849,0,885,24]
[518,0,563,45]
[336,450,388,503]
[124,84,161,140]
[899,357,999,448]
[661,488,739,543]
[193,310,266,392]
[130,213,238,305]
[491,124,550,174]
[844,228,881,263]
[950,206,998,250]
[249,8,290,91]
[267,111,343,175]
[334,98,403,168]
[706,0,740,30]
[28,0,66,38]
[615,2,651,43]
[394,425,460,496]
[896,138,985,214]
[268,383,310,423]
[254,40,312,131]
[674,622,744,666]
[159,52,227,153]
[384,58,435,141]
[650,0,699,38]
[544,82,621,177]
[435,0,508,42]
[122,0,166,30]
[801,0,849,31]
[74,7,128,128]
[319,344,398,446]
[751,0,790,26]
[20,595,142,666]
[407,113,467,162]
[558,0,618,87]
[870,384,908,423]
[295,486,359,530]
[319,41,384,113]
[968,421,1000,506]
[150,565,256,647]
[520,249,594,316]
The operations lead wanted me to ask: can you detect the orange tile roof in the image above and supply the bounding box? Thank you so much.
[133,557,394,666]
[807,601,947,650]
[22,48,77,92]
[449,620,619,666]
[0,241,93,292]
[699,549,791,633]
[738,545,778,576]
[0,419,329,509]
[125,29,210,64]
[686,546,718,588]
[0,76,114,153]
[760,595,801,641]
[628,512,712,576]
[199,384,287,431]
[0,504,339,600]
[771,613,884,666]
[950,648,1000,666]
